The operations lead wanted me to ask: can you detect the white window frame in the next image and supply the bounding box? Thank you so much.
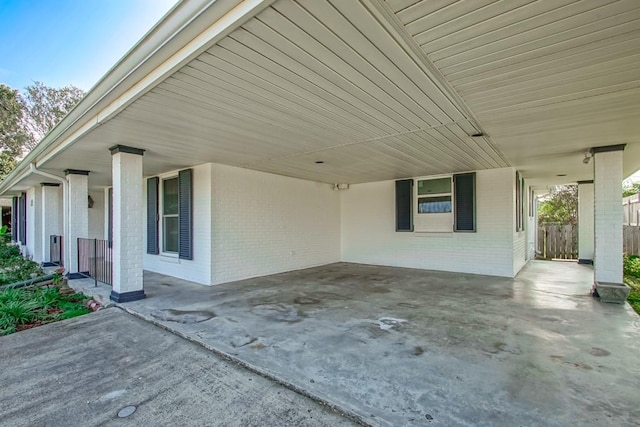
[414,175,453,233]
[160,175,179,257]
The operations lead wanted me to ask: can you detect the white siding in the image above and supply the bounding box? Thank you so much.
[341,168,517,277]
[41,185,63,263]
[143,163,213,285]
[88,190,105,240]
[211,164,341,285]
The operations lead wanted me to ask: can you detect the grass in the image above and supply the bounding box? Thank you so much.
[623,255,640,315]
[623,276,640,315]
[0,285,91,336]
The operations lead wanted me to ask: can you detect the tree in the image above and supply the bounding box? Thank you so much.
[0,84,32,180]
[21,82,85,150]
[623,181,640,197]
[538,185,578,225]
[0,82,85,180]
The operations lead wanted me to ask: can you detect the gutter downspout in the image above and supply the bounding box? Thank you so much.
[29,164,68,269]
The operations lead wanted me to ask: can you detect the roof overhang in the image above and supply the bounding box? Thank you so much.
[3,0,640,193]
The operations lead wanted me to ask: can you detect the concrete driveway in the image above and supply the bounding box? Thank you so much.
[95,260,640,427]
[0,309,356,427]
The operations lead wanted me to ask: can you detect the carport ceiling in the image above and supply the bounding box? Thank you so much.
[42,0,640,188]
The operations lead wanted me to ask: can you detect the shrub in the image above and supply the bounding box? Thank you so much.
[0,242,44,286]
[0,286,90,335]
[623,255,640,278]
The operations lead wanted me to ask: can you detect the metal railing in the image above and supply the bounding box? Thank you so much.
[49,235,64,266]
[78,238,113,286]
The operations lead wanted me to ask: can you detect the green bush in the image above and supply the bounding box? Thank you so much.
[0,286,90,335]
[623,255,640,278]
[0,242,44,285]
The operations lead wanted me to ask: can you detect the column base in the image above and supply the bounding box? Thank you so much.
[577,259,593,265]
[110,290,146,303]
[593,282,631,304]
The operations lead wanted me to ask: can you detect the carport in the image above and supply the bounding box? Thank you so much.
[72,260,640,426]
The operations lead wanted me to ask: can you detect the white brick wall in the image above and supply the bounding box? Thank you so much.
[341,168,517,277]
[143,163,213,285]
[112,152,144,294]
[211,164,341,285]
[578,182,594,261]
[594,150,624,283]
[140,163,522,283]
[41,185,63,262]
[88,190,105,240]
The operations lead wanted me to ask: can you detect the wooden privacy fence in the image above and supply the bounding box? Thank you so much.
[623,225,640,255]
[537,224,578,260]
[537,224,640,259]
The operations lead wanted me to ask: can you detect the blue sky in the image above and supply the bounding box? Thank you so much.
[0,0,177,91]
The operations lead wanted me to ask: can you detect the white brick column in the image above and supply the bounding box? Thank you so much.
[577,180,594,264]
[40,183,63,265]
[26,187,42,263]
[593,145,627,289]
[110,145,146,302]
[64,170,89,277]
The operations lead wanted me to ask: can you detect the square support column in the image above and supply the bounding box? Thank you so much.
[64,169,89,278]
[110,145,146,303]
[592,144,630,303]
[26,187,43,263]
[577,180,594,264]
[41,183,63,265]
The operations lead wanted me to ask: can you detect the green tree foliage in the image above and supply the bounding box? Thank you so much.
[21,82,85,150]
[0,85,32,179]
[622,182,640,197]
[0,82,84,180]
[538,185,578,225]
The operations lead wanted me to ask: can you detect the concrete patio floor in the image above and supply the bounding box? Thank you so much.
[72,261,640,426]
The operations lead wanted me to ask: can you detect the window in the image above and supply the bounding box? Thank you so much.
[147,169,193,260]
[417,178,452,214]
[415,177,453,232]
[162,177,179,253]
[396,173,475,233]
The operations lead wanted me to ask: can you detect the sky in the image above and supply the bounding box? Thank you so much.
[0,0,177,91]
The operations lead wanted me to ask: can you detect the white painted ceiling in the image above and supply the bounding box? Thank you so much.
[39,0,640,190]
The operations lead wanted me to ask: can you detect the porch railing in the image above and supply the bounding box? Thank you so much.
[49,235,64,266]
[77,238,113,286]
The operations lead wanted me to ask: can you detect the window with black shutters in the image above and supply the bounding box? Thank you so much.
[396,173,476,233]
[147,169,193,260]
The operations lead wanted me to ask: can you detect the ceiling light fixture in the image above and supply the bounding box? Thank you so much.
[315,161,324,164]
[583,151,592,164]
[471,132,484,138]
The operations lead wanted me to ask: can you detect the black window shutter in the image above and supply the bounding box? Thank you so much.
[395,179,413,232]
[11,197,18,241]
[147,177,159,255]
[19,193,26,245]
[178,169,193,260]
[454,173,476,232]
